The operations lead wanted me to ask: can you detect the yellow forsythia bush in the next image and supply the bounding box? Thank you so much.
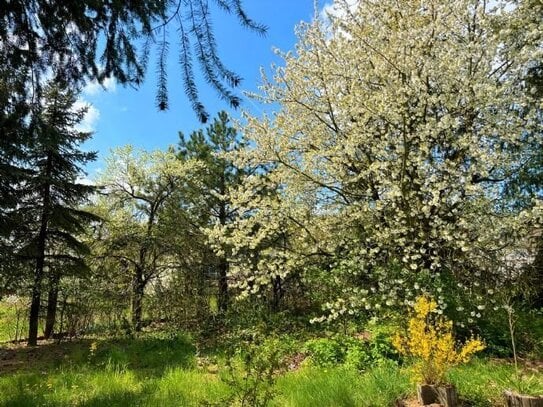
[392,296,485,385]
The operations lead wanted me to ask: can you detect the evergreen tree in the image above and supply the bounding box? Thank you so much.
[178,111,246,313]
[0,61,33,295]
[18,83,98,346]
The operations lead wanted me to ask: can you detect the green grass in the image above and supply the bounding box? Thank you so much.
[0,334,228,407]
[0,366,229,406]
[449,358,543,407]
[274,363,412,407]
[0,299,28,342]
[1,335,542,406]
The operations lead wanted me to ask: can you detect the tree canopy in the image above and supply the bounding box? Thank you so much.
[211,0,543,320]
[0,0,266,121]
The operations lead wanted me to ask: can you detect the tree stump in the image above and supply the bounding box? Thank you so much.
[417,384,458,406]
[504,390,543,407]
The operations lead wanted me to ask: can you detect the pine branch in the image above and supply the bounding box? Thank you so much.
[230,0,267,35]
[155,26,170,111]
[177,14,209,123]
[189,4,241,109]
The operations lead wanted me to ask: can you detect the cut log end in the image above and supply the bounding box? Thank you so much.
[504,390,543,407]
[417,384,458,407]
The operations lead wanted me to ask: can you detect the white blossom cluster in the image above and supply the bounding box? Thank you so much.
[208,0,543,320]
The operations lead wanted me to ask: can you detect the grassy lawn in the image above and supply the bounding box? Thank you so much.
[0,335,227,407]
[0,334,541,406]
[0,299,28,343]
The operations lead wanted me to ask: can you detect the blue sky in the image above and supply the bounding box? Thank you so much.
[80,1,327,176]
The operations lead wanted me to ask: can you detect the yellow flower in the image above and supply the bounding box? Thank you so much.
[392,296,485,385]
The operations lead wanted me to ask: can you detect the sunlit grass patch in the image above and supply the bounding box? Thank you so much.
[449,358,543,407]
[150,368,229,406]
[274,363,411,407]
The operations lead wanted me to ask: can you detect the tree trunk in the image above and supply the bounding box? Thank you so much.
[132,268,145,332]
[217,193,229,314]
[28,152,53,347]
[28,261,44,346]
[218,256,229,313]
[271,275,283,312]
[532,237,543,308]
[57,294,67,343]
[43,273,60,339]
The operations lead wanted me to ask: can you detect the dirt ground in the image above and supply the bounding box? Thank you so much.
[0,339,92,375]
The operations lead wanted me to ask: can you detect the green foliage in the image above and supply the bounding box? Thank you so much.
[0,297,27,342]
[304,338,344,368]
[10,81,100,345]
[1,1,265,121]
[357,362,412,406]
[303,330,398,370]
[476,308,543,358]
[177,111,247,314]
[2,1,543,405]
[150,369,229,407]
[0,334,203,406]
[499,373,543,396]
[87,334,196,373]
[447,359,540,407]
[211,335,294,407]
[1,334,543,407]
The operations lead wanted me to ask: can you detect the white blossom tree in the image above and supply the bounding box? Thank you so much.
[210,0,543,320]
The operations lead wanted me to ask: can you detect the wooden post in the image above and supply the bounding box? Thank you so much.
[504,391,543,407]
[437,386,459,407]
[417,384,458,407]
[417,384,438,405]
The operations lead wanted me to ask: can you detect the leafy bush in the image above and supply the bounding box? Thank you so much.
[304,338,344,367]
[209,334,295,407]
[393,296,485,385]
[344,344,372,371]
[303,329,399,370]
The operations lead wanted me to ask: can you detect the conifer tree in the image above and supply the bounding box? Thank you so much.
[19,83,97,346]
[0,66,31,294]
[178,111,246,313]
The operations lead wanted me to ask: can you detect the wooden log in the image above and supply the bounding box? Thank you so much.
[436,386,458,407]
[504,390,543,407]
[417,384,458,406]
[417,384,438,405]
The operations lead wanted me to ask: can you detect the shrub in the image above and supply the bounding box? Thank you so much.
[304,338,344,367]
[304,330,399,371]
[210,335,294,407]
[392,296,485,385]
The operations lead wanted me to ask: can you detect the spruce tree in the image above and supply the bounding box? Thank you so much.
[0,63,32,295]
[19,82,97,346]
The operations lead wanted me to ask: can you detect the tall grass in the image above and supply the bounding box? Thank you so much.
[0,298,29,342]
[449,358,543,407]
[0,365,411,407]
[0,365,227,406]
[274,363,412,407]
